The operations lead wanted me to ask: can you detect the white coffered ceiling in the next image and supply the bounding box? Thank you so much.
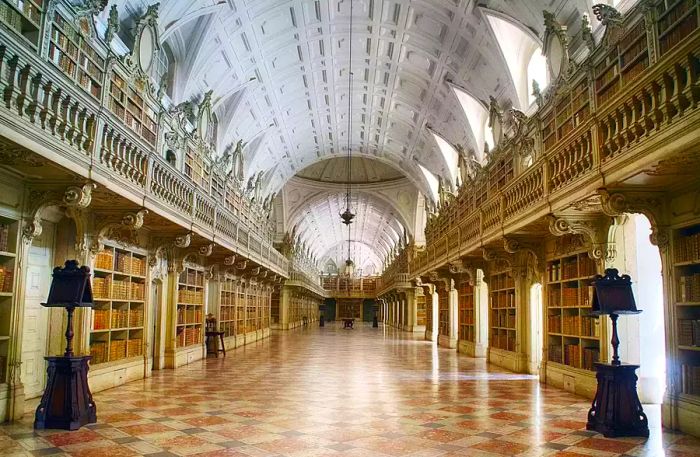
[107,0,601,272]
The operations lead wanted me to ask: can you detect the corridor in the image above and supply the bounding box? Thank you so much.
[1,324,698,457]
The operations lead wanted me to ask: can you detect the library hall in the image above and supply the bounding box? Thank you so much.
[2,0,700,455]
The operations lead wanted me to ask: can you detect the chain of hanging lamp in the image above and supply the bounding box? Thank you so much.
[340,0,355,277]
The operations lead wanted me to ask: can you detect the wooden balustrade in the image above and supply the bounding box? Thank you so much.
[0,31,288,277]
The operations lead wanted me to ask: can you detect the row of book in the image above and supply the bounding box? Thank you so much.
[0,355,5,381]
[678,319,700,347]
[490,291,515,308]
[659,8,698,55]
[460,326,475,342]
[550,315,600,337]
[459,309,474,325]
[115,252,146,276]
[681,364,700,396]
[490,275,515,290]
[675,231,700,263]
[78,70,102,99]
[95,250,114,270]
[220,306,236,321]
[179,270,205,287]
[0,3,25,30]
[0,223,10,252]
[93,307,143,330]
[492,310,515,328]
[0,267,14,293]
[549,344,599,370]
[177,327,202,347]
[678,273,700,303]
[491,333,515,351]
[220,321,236,337]
[177,307,203,325]
[178,288,204,304]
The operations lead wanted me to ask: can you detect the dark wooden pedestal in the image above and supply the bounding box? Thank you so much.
[34,356,97,430]
[586,363,648,438]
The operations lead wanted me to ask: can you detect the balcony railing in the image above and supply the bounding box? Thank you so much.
[0,30,288,276]
[382,2,700,290]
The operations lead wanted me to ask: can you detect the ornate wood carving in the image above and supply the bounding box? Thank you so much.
[548,213,616,260]
[598,188,669,251]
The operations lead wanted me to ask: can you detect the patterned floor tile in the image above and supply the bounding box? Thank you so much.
[0,324,698,456]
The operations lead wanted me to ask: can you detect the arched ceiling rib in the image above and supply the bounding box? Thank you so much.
[106,0,602,273]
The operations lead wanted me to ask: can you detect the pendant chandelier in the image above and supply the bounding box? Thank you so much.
[341,0,355,277]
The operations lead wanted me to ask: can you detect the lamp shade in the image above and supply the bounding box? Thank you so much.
[589,268,641,316]
[42,260,93,308]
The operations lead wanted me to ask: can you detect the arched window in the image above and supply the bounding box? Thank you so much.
[151,43,175,98]
[430,132,459,187]
[484,11,549,108]
[450,85,492,162]
[417,163,439,203]
[165,150,177,168]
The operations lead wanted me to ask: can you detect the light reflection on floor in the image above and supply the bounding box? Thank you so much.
[0,322,698,456]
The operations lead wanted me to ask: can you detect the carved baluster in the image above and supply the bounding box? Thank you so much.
[26,72,43,123]
[56,94,70,140]
[675,61,692,115]
[660,72,678,123]
[686,53,700,108]
[75,107,87,151]
[3,55,19,109]
[39,81,52,130]
[15,64,31,117]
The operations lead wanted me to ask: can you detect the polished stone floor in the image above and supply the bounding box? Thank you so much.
[2,323,699,457]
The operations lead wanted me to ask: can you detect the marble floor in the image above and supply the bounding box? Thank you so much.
[2,324,699,457]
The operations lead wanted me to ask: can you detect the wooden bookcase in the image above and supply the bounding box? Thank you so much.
[48,12,105,100]
[0,0,43,48]
[672,222,700,397]
[425,292,433,334]
[438,289,449,337]
[416,293,426,327]
[458,278,475,342]
[542,77,590,152]
[489,271,516,352]
[656,0,699,56]
[0,216,19,383]
[107,72,158,146]
[176,267,204,348]
[185,145,209,191]
[90,245,147,365]
[246,285,258,333]
[219,277,236,338]
[488,157,514,193]
[545,245,601,371]
[594,18,649,108]
[236,285,246,335]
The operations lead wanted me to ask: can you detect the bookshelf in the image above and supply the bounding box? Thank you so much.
[426,291,433,334]
[438,288,449,337]
[185,145,209,191]
[107,72,158,146]
[542,77,591,153]
[236,285,246,335]
[545,243,601,371]
[49,12,105,100]
[488,157,514,193]
[0,216,19,384]
[246,285,258,333]
[673,223,700,397]
[458,278,475,343]
[416,293,426,327]
[657,0,699,56]
[219,277,237,337]
[489,271,516,352]
[594,18,648,108]
[176,267,204,348]
[0,0,43,48]
[90,246,147,365]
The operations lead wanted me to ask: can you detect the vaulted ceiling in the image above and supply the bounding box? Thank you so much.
[105,0,604,273]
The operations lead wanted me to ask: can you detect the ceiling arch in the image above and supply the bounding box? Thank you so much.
[104,0,603,273]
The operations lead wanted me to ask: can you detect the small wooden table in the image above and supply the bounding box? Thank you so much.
[205,331,226,357]
[342,318,355,329]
